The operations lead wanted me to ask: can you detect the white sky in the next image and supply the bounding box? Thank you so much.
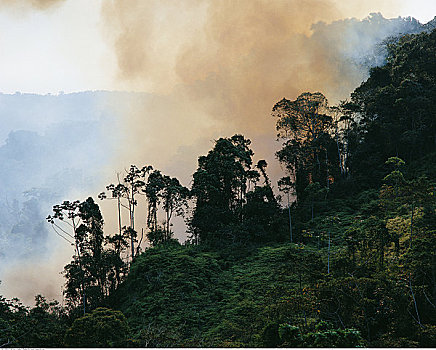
[334,0,436,24]
[0,0,116,94]
[0,0,435,94]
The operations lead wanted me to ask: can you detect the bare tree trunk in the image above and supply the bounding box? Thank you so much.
[409,274,422,327]
[316,153,321,175]
[166,208,170,240]
[130,185,137,260]
[154,205,157,232]
[72,215,86,315]
[117,173,122,236]
[130,210,135,260]
[136,228,144,256]
[325,149,330,191]
[299,273,307,328]
[345,122,350,178]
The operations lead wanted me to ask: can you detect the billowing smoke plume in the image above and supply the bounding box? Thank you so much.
[101,1,430,189]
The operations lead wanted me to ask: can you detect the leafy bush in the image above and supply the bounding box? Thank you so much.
[64,307,129,347]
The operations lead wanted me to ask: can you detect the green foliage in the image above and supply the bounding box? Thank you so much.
[64,307,129,347]
[146,225,166,247]
[349,30,436,188]
[108,243,327,347]
[189,134,261,245]
[276,321,364,347]
[48,197,127,313]
[243,185,284,242]
[144,170,189,244]
[110,244,225,346]
[0,292,68,347]
[21,295,68,347]
[273,92,338,201]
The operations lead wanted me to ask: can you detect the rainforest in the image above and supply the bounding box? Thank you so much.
[0,26,435,347]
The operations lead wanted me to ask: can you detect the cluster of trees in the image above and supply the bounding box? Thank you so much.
[46,165,190,313]
[97,165,189,258]
[44,136,285,313]
[46,197,124,314]
[190,134,283,245]
[1,27,435,348]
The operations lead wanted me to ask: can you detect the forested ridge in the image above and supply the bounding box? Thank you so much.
[1,29,435,348]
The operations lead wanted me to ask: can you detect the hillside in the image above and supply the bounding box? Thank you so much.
[111,242,326,347]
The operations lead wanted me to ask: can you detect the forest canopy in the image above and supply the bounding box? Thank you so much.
[1,27,436,348]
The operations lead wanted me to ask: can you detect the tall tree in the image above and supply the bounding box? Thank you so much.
[273,92,335,201]
[144,170,189,246]
[189,134,259,244]
[98,173,126,237]
[47,200,86,314]
[160,175,189,240]
[48,197,126,313]
[123,165,153,259]
[100,165,153,261]
[145,170,165,235]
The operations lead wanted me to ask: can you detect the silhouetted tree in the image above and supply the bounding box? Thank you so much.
[160,175,189,240]
[145,170,165,236]
[100,165,153,261]
[48,197,126,313]
[189,134,259,244]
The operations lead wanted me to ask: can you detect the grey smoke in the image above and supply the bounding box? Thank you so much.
[0,91,131,302]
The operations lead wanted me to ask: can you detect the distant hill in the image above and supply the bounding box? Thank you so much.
[0,91,146,263]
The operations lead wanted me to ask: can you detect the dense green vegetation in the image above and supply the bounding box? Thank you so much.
[1,29,436,347]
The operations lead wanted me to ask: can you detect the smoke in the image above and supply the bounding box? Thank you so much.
[0,0,64,12]
[101,1,429,189]
[0,91,124,305]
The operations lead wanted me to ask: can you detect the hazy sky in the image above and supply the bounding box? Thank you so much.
[0,0,435,94]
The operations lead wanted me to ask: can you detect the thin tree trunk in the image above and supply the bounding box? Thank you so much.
[166,208,170,240]
[117,197,122,235]
[299,273,307,328]
[336,131,343,177]
[130,213,135,260]
[328,231,331,274]
[380,236,384,268]
[325,149,330,191]
[72,215,86,315]
[409,274,422,327]
[316,153,320,175]
[410,202,415,249]
[287,192,293,243]
[136,228,144,256]
[129,199,135,260]
[154,204,157,232]
[117,173,122,236]
[345,122,350,178]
